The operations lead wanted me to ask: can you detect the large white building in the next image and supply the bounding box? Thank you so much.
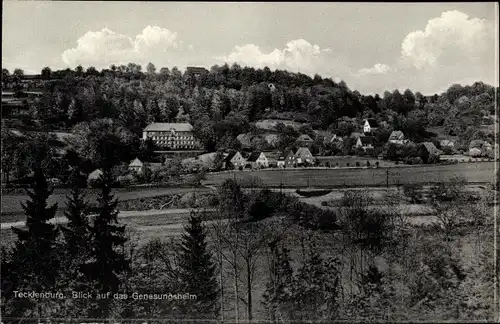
[142,123,200,150]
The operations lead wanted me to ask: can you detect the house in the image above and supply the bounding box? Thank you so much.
[87,169,103,186]
[388,131,405,144]
[142,123,199,150]
[224,151,246,169]
[295,134,314,147]
[469,147,482,157]
[419,142,442,163]
[363,119,379,134]
[355,136,375,150]
[186,66,209,77]
[128,158,144,174]
[295,147,314,165]
[236,133,252,149]
[468,140,493,157]
[195,152,229,170]
[440,139,455,149]
[323,133,344,145]
[469,139,486,150]
[277,150,296,168]
[246,152,269,169]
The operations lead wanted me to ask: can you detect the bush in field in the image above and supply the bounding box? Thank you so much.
[247,189,280,221]
[403,183,424,203]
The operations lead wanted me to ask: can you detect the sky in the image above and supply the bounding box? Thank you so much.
[2,1,498,95]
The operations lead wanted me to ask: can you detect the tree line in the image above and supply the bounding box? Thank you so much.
[2,64,497,156]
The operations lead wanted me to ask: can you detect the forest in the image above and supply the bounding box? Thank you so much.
[0,166,496,322]
[2,64,498,165]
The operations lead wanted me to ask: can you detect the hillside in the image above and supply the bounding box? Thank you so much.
[2,65,498,160]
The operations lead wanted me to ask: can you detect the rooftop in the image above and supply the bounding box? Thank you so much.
[247,152,263,162]
[365,118,379,127]
[144,123,194,132]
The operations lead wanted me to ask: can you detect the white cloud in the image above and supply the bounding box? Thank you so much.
[400,10,494,70]
[349,10,496,95]
[216,39,328,75]
[61,26,180,68]
[357,63,391,75]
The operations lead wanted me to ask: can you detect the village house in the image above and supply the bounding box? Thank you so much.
[363,119,379,134]
[295,134,314,147]
[469,147,482,157]
[323,133,344,147]
[87,169,103,187]
[185,66,209,77]
[419,142,442,163]
[246,152,269,169]
[295,147,314,165]
[388,131,405,145]
[128,158,144,174]
[276,150,296,168]
[142,123,199,150]
[440,139,455,149]
[223,151,246,169]
[468,139,493,157]
[355,136,375,150]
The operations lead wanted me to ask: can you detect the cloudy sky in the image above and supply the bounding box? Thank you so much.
[2,1,498,95]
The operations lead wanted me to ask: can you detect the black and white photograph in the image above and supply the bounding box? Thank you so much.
[1,1,499,323]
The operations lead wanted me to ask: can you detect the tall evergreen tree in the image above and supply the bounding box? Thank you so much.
[61,168,89,257]
[177,212,220,319]
[4,167,59,317]
[83,167,129,317]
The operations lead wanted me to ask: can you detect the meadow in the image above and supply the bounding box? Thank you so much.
[203,162,496,188]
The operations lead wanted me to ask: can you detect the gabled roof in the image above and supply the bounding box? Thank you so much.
[224,151,243,162]
[295,147,313,158]
[296,134,314,142]
[247,152,264,162]
[129,158,143,167]
[422,142,441,154]
[144,123,193,132]
[88,169,103,180]
[469,139,485,149]
[364,119,379,128]
[389,131,404,140]
[359,136,374,145]
[440,139,454,146]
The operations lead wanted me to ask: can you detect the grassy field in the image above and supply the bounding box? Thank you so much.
[1,186,210,221]
[203,162,496,188]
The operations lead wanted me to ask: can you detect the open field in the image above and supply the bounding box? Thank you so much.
[203,162,496,187]
[1,186,210,221]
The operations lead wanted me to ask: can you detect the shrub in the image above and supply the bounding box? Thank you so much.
[356,162,361,167]
[346,162,350,167]
[366,161,371,167]
[375,161,379,167]
[238,166,243,171]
